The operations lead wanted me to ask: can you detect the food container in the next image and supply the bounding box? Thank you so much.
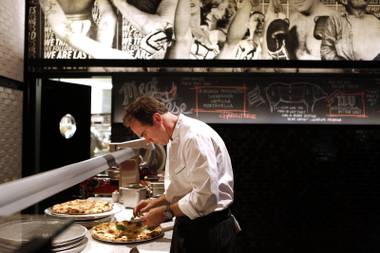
[79,175,118,198]
[119,185,147,208]
[149,182,165,197]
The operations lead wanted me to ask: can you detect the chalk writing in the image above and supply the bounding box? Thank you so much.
[113,75,380,125]
[265,83,327,113]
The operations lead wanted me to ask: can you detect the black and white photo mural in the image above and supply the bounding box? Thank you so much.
[28,0,380,60]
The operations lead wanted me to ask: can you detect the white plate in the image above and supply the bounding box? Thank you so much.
[53,236,88,252]
[53,224,87,246]
[52,237,88,253]
[45,203,123,221]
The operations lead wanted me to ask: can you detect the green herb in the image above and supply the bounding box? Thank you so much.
[116,224,127,231]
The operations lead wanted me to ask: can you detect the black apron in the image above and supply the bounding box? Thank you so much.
[170,209,239,253]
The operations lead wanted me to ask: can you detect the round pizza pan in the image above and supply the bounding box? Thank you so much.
[90,225,164,244]
[0,220,86,249]
[0,219,68,245]
[44,203,123,220]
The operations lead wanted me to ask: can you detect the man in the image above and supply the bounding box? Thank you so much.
[111,0,178,59]
[123,96,239,253]
[321,0,380,60]
[40,0,134,59]
[217,0,264,60]
[264,0,337,59]
[187,0,220,60]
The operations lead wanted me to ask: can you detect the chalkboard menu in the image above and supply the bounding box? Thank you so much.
[112,73,380,125]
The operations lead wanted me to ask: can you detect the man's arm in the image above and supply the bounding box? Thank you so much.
[166,0,193,59]
[40,0,70,38]
[217,0,255,59]
[94,0,117,47]
[320,16,343,60]
[226,0,256,45]
[175,135,221,220]
[111,0,178,34]
[40,0,133,58]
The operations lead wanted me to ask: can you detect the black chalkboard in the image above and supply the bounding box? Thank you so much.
[112,73,380,125]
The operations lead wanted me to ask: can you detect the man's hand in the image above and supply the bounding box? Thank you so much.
[133,195,169,217]
[133,199,153,217]
[140,205,166,227]
[140,25,174,56]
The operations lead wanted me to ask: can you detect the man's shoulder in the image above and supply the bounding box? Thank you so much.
[179,115,212,135]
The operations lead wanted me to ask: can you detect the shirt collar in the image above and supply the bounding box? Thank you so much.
[170,114,183,142]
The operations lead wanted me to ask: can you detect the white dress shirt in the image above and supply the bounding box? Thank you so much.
[164,114,234,220]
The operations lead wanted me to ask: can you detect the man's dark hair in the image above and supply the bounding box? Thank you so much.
[123,96,168,127]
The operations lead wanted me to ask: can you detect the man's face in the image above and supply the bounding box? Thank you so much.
[212,0,228,19]
[291,0,317,14]
[129,114,169,145]
[250,13,265,37]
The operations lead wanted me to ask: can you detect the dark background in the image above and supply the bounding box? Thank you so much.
[218,124,380,253]
[112,123,380,253]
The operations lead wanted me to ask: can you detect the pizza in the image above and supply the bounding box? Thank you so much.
[52,199,113,215]
[91,220,162,243]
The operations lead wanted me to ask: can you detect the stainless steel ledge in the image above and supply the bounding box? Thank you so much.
[0,148,137,216]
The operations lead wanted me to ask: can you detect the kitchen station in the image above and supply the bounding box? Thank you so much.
[0,139,173,253]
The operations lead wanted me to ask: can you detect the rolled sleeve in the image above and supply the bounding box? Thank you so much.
[177,134,219,220]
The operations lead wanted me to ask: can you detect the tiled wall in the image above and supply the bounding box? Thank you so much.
[0,86,23,184]
[0,0,25,81]
[0,0,25,184]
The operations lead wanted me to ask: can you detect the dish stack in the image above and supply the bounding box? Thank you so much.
[0,218,88,253]
[50,224,88,253]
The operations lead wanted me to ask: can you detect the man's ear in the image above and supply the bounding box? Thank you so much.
[152,113,162,124]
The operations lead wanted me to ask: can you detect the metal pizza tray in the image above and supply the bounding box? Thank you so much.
[0,219,86,249]
[90,225,164,244]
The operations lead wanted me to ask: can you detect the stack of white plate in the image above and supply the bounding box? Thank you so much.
[51,223,88,252]
[0,219,87,253]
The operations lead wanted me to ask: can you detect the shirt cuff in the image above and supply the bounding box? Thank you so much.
[177,196,201,220]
